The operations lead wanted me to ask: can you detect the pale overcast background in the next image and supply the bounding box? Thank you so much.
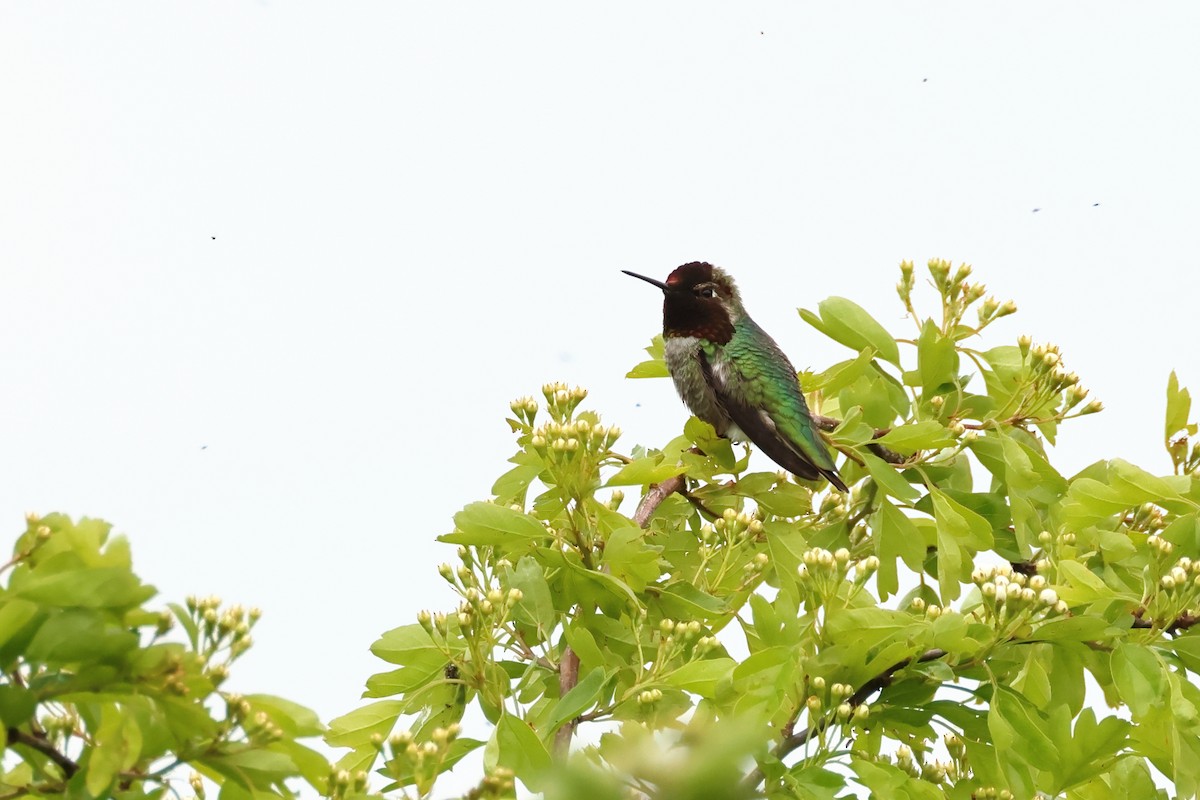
[2,2,1198,796]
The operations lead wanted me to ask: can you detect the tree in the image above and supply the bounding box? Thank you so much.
[0,514,327,798]
[328,260,1200,799]
[5,260,1200,799]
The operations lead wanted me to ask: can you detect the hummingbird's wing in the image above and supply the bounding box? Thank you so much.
[700,324,848,492]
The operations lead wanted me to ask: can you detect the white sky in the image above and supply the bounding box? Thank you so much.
[2,2,1198,795]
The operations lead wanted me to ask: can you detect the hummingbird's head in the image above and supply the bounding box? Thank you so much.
[622,262,743,344]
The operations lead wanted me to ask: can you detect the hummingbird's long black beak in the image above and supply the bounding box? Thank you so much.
[621,270,667,291]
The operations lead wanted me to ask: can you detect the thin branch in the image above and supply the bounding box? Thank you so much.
[741,649,948,791]
[633,474,688,528]
[1131,608,1200,633]
[812,415,907,465]
[6,728,80,778]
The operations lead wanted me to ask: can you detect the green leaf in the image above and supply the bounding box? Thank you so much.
[87,703,141,796]
[371,623,463,667]
[494,713,551,789]
[852,757,943,799]
[1111,643,1167,720]
[800,297,900,367]
[930,490,993,603]
[805,347,877,395]
[655,582,729,621]
[874,502,926,599]
[544,667,609,734]
[988,686,1059,771]
[439,502,547,547]
[606,457,686,487]
[862,451,920,502]
[661,658,736,699]
[683,417,737,470]
[916,320,959,396]
[874,421,955,454]
[1167,370,1195,440]
[243,695,325,737]
[563,621,606,672]
[10,565,153,610]
[507,556,557,634]
[1055,560,1112,604]
[627,335,669,379]
[601,527,662,592]
[325,700,404,748]
[25,608,138,665]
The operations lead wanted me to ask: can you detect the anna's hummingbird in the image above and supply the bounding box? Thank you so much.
[624,261,847,492]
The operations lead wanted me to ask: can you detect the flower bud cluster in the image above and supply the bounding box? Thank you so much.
[1017,341,1100,420]
[972,563,1069,627]
[508,395,539,426]
[973,789,1015,800]
[892,744,956,783]
[325,765,371,799]
[1145,553,1200,625]
[185,595,259,660]
[376,725,464,796]
[39,710,79,742]
[529,417,622,462]
[907,596,962,623]
[223,694,285,744]
[1128,503,1169,533]
[896,260,916,312]
[464,767,517,800]
[804,678,872,729]
[1167,436,1200,475]
[796,547,879,602]
[541,382,588,421]
[656,618,719,664]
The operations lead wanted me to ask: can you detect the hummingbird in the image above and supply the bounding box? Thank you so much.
[623,262,848,492]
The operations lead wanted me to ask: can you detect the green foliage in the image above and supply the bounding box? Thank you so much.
[328,259,1200,798]
[0,514,324,798]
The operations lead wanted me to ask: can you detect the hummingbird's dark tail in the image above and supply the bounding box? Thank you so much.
[818,466,849,493]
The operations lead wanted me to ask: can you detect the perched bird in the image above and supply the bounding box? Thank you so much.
[623,262,847,492]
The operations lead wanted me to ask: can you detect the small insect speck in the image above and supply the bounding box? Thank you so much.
[201,445,207,450]
[922,78,927,83]
[1032,208,1040,213]
[1093,203,1100,207]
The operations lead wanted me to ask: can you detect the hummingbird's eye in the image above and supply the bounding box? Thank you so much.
[697,286,716,299]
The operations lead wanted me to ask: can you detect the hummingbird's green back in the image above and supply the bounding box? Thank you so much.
[723,317,838,474]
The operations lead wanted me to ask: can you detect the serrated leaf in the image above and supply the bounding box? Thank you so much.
[440,502,547,547]
[874,502,926,599]
[1167,371,1194,440]
[601,527,662,592]
[917,320,959,396]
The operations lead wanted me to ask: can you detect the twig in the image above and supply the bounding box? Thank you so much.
[812,415,907,465]
[6,728,80,778]
[1131,608,1200,633]
[633,475,688,528]
[741,649,948,791]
